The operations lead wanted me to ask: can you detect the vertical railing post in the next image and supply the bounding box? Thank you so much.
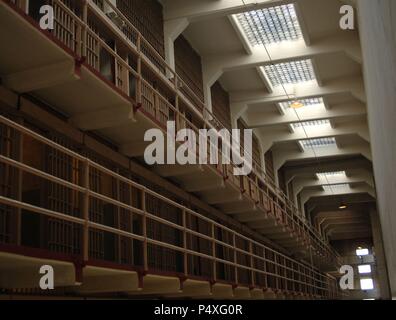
[82,0,88,59]
[211,223,216,282]
[82,160,90,262]
[125,55,130,97]
[310,269,314,297]
[309,238,314,267]
[182,209,187,276]
[17,0,28,13]
[75,16,82,57]
[298,264,302,297]
[174,78,180,132]
[293,263,297,294]
[141,188,148,271]
[249,242,254,288]
[115,168,121,264]
[263,248,268,289]
[114,45,120,90]
[154,91,159,121]
[121,55,128,96]
[275,254,279,292]
[15,118,24,246]
[303,267,308,297]
[233,233,238,285]
[136,34,142,105]
[174,75,179,92]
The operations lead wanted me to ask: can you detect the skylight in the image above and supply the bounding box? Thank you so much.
[292,119,330,129]
[236,4,302,46]
[358,265,372,274]
[360,278,374,290]
[317,171,346,180]
[322,183,350,193]
[356,248,369,256]
[299,137,336,150]
[263,59,316,87]
[279,97,324,110]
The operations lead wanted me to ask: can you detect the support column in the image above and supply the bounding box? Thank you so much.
[230,102,248,129]
[202,63,223,113]
[273,156,283,189]
[203,84,213,115]
[291,179,301,208]
[357,0,396,298]
[164,18,189,78]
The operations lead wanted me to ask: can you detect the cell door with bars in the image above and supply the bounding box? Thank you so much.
[145,187,184,274]
[117,170,144,267]
[186,213,213,279]
[43,135,81,255]
[86,152,119,262]
[215,226,235,283]
[0,120,20,245]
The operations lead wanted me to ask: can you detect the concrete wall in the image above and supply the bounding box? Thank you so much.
[370,207,391,299]
[357,0,396,298]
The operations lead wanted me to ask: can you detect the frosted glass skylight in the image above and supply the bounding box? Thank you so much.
[263,59,316,87]
[236,4,302,46]
[292,119,330,129]
[356,248,369,256]
[360,278,374,290]
[280,97,324,110]
[317,171,346,179]
[358,265,372,274]
[322,183,350,193]
[299,137,336,149]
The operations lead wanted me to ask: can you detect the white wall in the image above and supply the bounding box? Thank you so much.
[357,0,396,299]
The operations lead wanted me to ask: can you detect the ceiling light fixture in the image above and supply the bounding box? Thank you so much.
[290,100,304,109]
[339,202,347,210]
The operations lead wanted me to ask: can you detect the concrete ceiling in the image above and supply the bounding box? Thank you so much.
[314,52,362,83]
[220,68,268,92]
[163,0,374,241]
[298,0,353,41]
[309,200,374,241]
[183,16,245,55]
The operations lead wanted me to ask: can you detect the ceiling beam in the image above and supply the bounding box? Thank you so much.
[204,33,362,83]
[290,166,373,180]
[328,226,371,236]
[330,231,371,241]
[314,210,369,227]
[322,219,371,235]
[306,193,376,213]
[245,102,366,128]
[292,171,375,196]
[162,0,289,22]
[284,157,372,184]
[300,185,376,206]
[259,122,370,153]
[230,76,366,106]
[274,144,373,174]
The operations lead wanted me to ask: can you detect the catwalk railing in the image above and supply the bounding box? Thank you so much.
[4,0,340,267]
[0,115,339,298]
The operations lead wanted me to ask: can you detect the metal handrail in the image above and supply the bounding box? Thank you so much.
[0,114,338,297]
[4,0,340,265]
